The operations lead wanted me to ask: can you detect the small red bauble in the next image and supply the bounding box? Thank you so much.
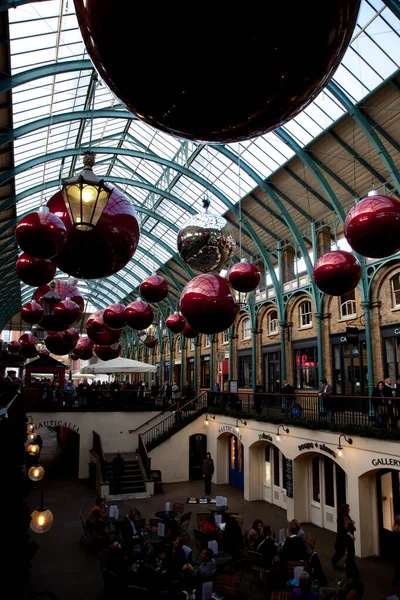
[181,324,199,338]
[16,254,56,287]
[180,273,239,334]
[313,250,361,296]
[18,333,39,358]
[73,337,94,360]
[139,275,169,303]
[63,328,80,346]
[228,259,261,292]
[70,351,82,361]
[47,187,140,279]
[54,299,82,327]
[45,331,78,356]
[94,342,122,361]
[165,312,186,334]
[124,299,154,330]
[7,341,20,353]
[21,301,44,325]
[86,309,123,345]
[103,303,126,330]
[15,206,67,259]
[344,190,400,258]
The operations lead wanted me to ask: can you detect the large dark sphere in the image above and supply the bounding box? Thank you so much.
[313,250,361,296]
[139,275,169,303]
[180,274,239,334]
[54,299,82,327]
[21,301,44,325]
[16,254,56,287]
[181,324,199,339]
[166,312,186,334]
[124,300,154,330]
[95,342,121,361]
[74,0,360,143]
[344,191,400,258]
[47,188,140,279]
[228,260,261,292]
[8,340,20,353]
[86,310,123,345]
[18,333,39,358]
[32,279,84,311]
[73,337,94,360]
[15,206,67,259]
[103,303,126,330]
[45,331,78,356]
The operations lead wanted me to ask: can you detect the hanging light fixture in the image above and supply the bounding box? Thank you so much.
[27,443,40,456]
[62,151,112,231]
[26,415,36,433]
[28,465,45,482]
[337,434,353,457]
[27,432,37,442]
[275,425,289,442]
[40,282,61,317]
[235,418,247,432]
[29,488,54,534]
[204,413,215,426]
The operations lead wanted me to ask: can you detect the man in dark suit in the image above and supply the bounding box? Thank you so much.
[281,380,295,416]
[281,526,306,563]
[256,525,277,568]
[318,378,333,422]
[119,509,141,561]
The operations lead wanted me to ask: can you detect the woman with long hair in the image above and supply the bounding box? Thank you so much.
[331,503,356,569]
[245,518,264,551]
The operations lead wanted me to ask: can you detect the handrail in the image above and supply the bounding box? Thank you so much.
[138,433,151,480]
[92,430,107,482]
[128,402,178,434]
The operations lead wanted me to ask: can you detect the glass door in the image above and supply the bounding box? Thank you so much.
[228,435,244,489]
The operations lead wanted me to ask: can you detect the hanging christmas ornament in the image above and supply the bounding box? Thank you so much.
[180,273,239,334]
[21,301,44,325]
[86,309,123,345]
[228,259,261,292]
[103,303,126,330]
[33,279,84,331]
[181,324,199,339]
[94,342,122,361]
[15,206,67,259]
[7,340,20,353]
[47,153,140,279]
[313,250,361,296]
[124,299,154,330]
[139,274,169,303]
[45,330,78,356]
[63,328,80,347]
[73,337,94,360]
[39,348,50,356]
[70,351,82,361]
[344,190,400,258]
[18,332,39,358]
[74,0,360,143]
[53,298,82,328]
[54,278,85,311]
[166,312,186,334]
[16,254,56,287]
[177,198,236,273]
[137,323,158,348]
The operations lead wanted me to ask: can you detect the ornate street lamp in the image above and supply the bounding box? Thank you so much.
[29,488,54,534]
[28,465,45,482]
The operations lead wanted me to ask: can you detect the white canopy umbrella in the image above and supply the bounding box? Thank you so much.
[80,357,157,375]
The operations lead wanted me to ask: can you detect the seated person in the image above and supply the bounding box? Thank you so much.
[196,548,217,582]
[220,514,245,559]
[104,541,129,580]
[319,560,364,600]
[165,516,180,543]
[202,514,217,540]
[86,497,109,538]
[291,571,318,599]
[163,537,187,581]
[179,563,198,594]
[246,519,264,550]
[256,525,277,568]
[281,525,306,563]
[290,519,311,556]
[137,540,156,565]
[120,508,142,560]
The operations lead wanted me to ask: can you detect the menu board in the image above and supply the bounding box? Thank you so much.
[285,458,293,498]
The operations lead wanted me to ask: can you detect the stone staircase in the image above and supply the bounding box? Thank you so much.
[104,454,147,497]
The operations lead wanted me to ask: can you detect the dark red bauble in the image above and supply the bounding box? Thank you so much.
[39,348,50,356]
[344,191,400,258]
[7,341,20,353]
[228,260,261,293]
[47,188,140,279]
[313,250,361,296]
[16,254,56,287]
[86,309,123,345]
[18,333,39,358]
[124,299,154,330]
[165,312,186,334]
[94,342,122,361]
[103,303,126,330]
[74,337,94,360]
[63,328,80,346]
[74,0,360,143]
[21,301,44,325]
[32,279,84,310]
[54,299,82,327]
[45,331,77,356]
[181,324,199,339]
[15,206,67,259]
[180,274,239,334]
[70,351,82,361]
[139,275,169,303]
[144,338,158,348]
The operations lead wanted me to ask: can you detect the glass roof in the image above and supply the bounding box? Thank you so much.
[3,0,400,318]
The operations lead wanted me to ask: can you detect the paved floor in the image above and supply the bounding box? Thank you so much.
[24,428,395,600]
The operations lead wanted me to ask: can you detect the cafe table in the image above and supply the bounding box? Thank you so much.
[155,510,178,521]
[106,514,125,539]
[207,505,229,515]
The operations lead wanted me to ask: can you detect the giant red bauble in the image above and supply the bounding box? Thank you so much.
[228,260,261,293]
[103,303,126,330]
[94,342,121,361]
[16,254,56,287]
[53,299,82,327]
[86,309,123,345]
[165,312,186,334]
[21,301,44,325]
[8,340,20,353]
[344,191,400,258]
[181,324,199,339]
[74,0,360,143]
[124,299,154,330]
[47,188,140,279]
[139,275,169,303]
[69,351,82,361]
[18,333,39,358]
[73,337,94,360]
[32,279,84,331]
[45,331,78,356]
[15,206,67,259]
[313,250,361,296]
[63,328,80,347]
[180,274,239,334]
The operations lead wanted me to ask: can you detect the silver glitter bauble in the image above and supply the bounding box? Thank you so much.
[137,325,158,348]
[177,212,236,273]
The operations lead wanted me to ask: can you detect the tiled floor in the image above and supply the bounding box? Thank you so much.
[24,429,395,599]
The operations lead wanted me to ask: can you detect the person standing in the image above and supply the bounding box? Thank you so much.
[162,381,172,407]
[318,378,333,422]
[202,452,214,496]
[281,380,295,416]
[112,450,125,494]
[331,503,356,569]
[171,381,179,405]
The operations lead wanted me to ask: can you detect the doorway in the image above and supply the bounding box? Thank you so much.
[332,341,368,395]
[229,435,244,489]
[377,470,400,560]
[263,351,281,393]
[309,455,346,531]
[189,434,207,481]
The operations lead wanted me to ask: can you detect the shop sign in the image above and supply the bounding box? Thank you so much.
[218,425,242,441]
[37,420,79,433]
[298,442,336,458]
[372,457,400,467]
[258,433,273,442]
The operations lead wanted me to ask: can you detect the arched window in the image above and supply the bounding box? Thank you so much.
[391,274,400,308]
[268,310,278,334]
[242,318,251,340]
[340,290,356,319]
[299,300,312,328]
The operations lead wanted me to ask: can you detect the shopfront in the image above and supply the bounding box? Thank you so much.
[292,338,318,390]
[381,325,400,383]
[262,344,281,393]
[330,331,368,395]
[263,442,288,509]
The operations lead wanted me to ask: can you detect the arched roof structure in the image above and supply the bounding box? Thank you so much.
[0,0,399,330]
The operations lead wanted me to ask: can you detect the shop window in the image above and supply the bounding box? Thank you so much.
[222,330,229,345]
[392,275,400,308]
[340,290,356,319]
[268,310,278,334]
[242,318,251,340]
[238,355,252,388]
[186,358,194,388]
[299,300,312,328]
[312,456,320,503]
[293,347,318,389]
[264,446,271,485]
[201,356,210,388]
[204,335,210,348]
[189,338,195,351]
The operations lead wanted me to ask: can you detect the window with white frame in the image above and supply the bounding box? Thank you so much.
[299,301,312,328]
[189,338,195,351]
[242,318,251,340]
[222,330,229,345]
[268,310,278,334]
[391,275,400,308]
[340,290,356,319]
[205,335,210,348]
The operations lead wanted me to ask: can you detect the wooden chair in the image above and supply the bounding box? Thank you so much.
[149,518,162,532]
[193,528,208,560]
[286,560,309,580]
[305,531,316,552]
[179,511,192,540]
[196,512,209,530]
[231,514,244,530]
[172,501,184,515]
[270,592,291,600]
[136,517,147,533]
[214,574,241,598]
[345,592,361,600]
[79,510,95,545]
[246,550,269,590]
[98,549,109,570]
[228,557,247,585]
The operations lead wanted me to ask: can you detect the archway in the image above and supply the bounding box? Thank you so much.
[217,429,244,490]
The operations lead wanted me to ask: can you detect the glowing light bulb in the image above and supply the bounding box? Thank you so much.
[276,434,281,442]
[337,447,343,457]
[38,515,45,526]
[205,419,209,426]
[82,187,96,203]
